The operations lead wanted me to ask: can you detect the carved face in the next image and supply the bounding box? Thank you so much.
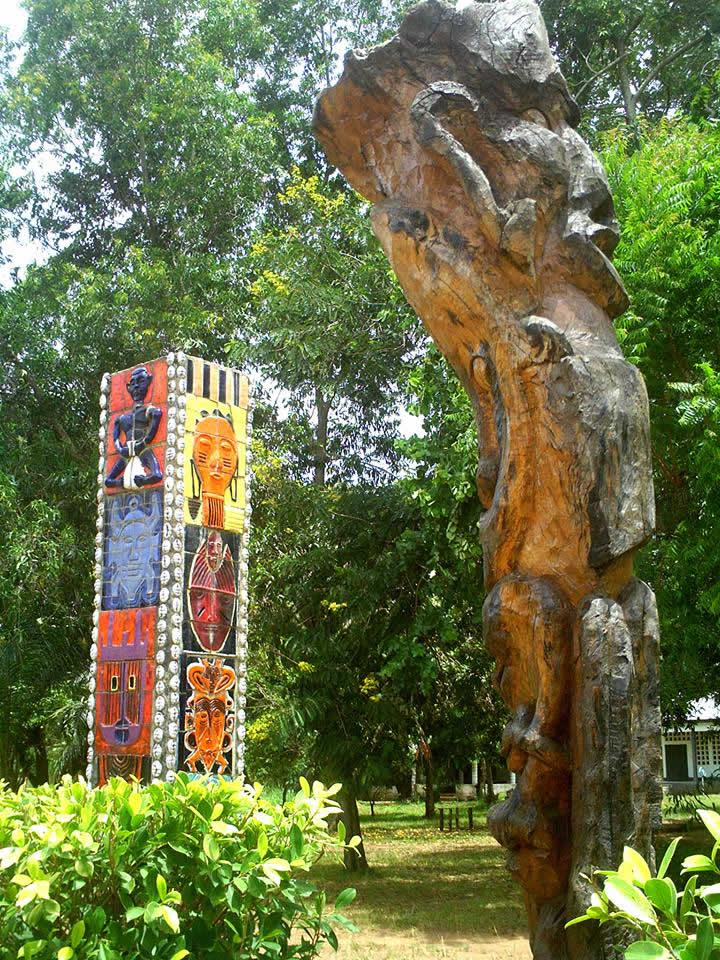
[96,609,153,752]
[192,415,238,528]
[97,659,150,746]
[126,366,153,404]
[187,531,236,653]
[193,695,227,763]
[104,494,162,608]
[185,658,235,773]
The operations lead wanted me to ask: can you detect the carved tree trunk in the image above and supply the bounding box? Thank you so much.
[312,2,662,956]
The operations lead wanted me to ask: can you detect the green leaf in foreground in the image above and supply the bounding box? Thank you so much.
[604,876,656,925]
[334,887,356,909]
[624,942,671,959]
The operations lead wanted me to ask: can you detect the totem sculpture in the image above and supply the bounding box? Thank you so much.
[313,2,662,957]
[87,354,252,785]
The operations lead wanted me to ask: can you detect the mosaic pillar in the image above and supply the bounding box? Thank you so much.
[86,352,252,785]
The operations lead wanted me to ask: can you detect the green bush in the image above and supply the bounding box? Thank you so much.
[567,809,720,959]
[0,773,357,959]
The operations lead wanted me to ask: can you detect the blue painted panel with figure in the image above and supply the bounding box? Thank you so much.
[102,490,163,609]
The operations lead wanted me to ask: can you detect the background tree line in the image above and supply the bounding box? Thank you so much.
[0,0,719,862]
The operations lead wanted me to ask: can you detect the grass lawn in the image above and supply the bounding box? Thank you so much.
[306,796,720,959]
[310,801,531,959]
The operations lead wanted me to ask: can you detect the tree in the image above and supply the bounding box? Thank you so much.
[540,0,720,132]
[236,167,421,486]
[600,117,720,718]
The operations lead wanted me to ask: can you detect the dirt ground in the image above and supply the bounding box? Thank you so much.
[329,929,532,959]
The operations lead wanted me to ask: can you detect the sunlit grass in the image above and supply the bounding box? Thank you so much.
[310,800,530,958]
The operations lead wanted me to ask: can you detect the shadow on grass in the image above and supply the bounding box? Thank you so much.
[312,829,526,940]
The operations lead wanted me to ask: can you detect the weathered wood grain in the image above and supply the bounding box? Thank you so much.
[313,2,662,956]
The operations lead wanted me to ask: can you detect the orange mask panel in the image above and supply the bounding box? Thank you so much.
[192,415,238,528]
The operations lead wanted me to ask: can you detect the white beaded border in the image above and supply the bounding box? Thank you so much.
[86,371,112,784]
[233,387,252,780]
[150,350,187,783]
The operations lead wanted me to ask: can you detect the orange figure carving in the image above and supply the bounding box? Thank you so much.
[184,658,235,774]
[192,414,238,529]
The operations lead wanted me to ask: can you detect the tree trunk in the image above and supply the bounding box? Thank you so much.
[313,389,331,486]
[616,35,637,124]
[341,787,368,871]
[423,749,435,818]
[484,759,494,806]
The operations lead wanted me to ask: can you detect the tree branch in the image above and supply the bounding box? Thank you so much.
[635,31,711,98]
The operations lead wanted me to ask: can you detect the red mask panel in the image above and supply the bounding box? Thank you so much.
[187,531,236,653]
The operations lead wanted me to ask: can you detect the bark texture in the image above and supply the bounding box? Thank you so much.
[312,2,662,956]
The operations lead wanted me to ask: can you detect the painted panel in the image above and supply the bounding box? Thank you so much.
[95,609,155,757]
[184,528,238,655]
[179,654,236,775]
[186,357,249,408]
[102,491,163,609]
[183,393,247,532]
[105,361,167,494]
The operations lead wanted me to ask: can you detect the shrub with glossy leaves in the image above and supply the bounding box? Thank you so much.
[567,808,720,959]
[0,774,357,959]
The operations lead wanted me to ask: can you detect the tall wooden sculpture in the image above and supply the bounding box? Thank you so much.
[87,353,252,786]
[313,2,662,956]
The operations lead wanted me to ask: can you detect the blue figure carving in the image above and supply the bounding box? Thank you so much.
[105,366,163,489]
[102,492,163,609]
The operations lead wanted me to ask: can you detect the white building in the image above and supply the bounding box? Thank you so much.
[663,698,720,789]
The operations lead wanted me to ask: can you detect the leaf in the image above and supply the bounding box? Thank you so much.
[683,856,718,875]
[645,878,676,915]
[337,819,346,844]
[334,887,356,909]
[257,831,269,858]
[170,952,190,960]
[156,874,167,900]
[699,810,720,844]
[125,906,144,921]
[74,859,93,878]
[299,777,310,797]
[624,943,671,959]
[680,875,697,930]
[263,865,282,885]
[70,921,84,948]
[604,876,656,925]
[159,904,179,934]
[264,858,291,872]
[697,915,714,960]
[202,834,220,862]
[57,950,73,960]
[564,914,595,928]
[127,792,142,816]
[210,820,238,835]
[658,838,681,880]
[624,847,652,885]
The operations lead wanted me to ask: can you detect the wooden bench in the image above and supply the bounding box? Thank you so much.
[438,793,476,831]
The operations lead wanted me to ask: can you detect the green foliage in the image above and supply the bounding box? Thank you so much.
[567,811,720,958]
[0,774,356,959]
[601,118,720,717]
[540,0,720,133]
[238,167,421,483]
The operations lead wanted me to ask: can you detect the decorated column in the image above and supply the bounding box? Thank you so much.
[86,353,252,784]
